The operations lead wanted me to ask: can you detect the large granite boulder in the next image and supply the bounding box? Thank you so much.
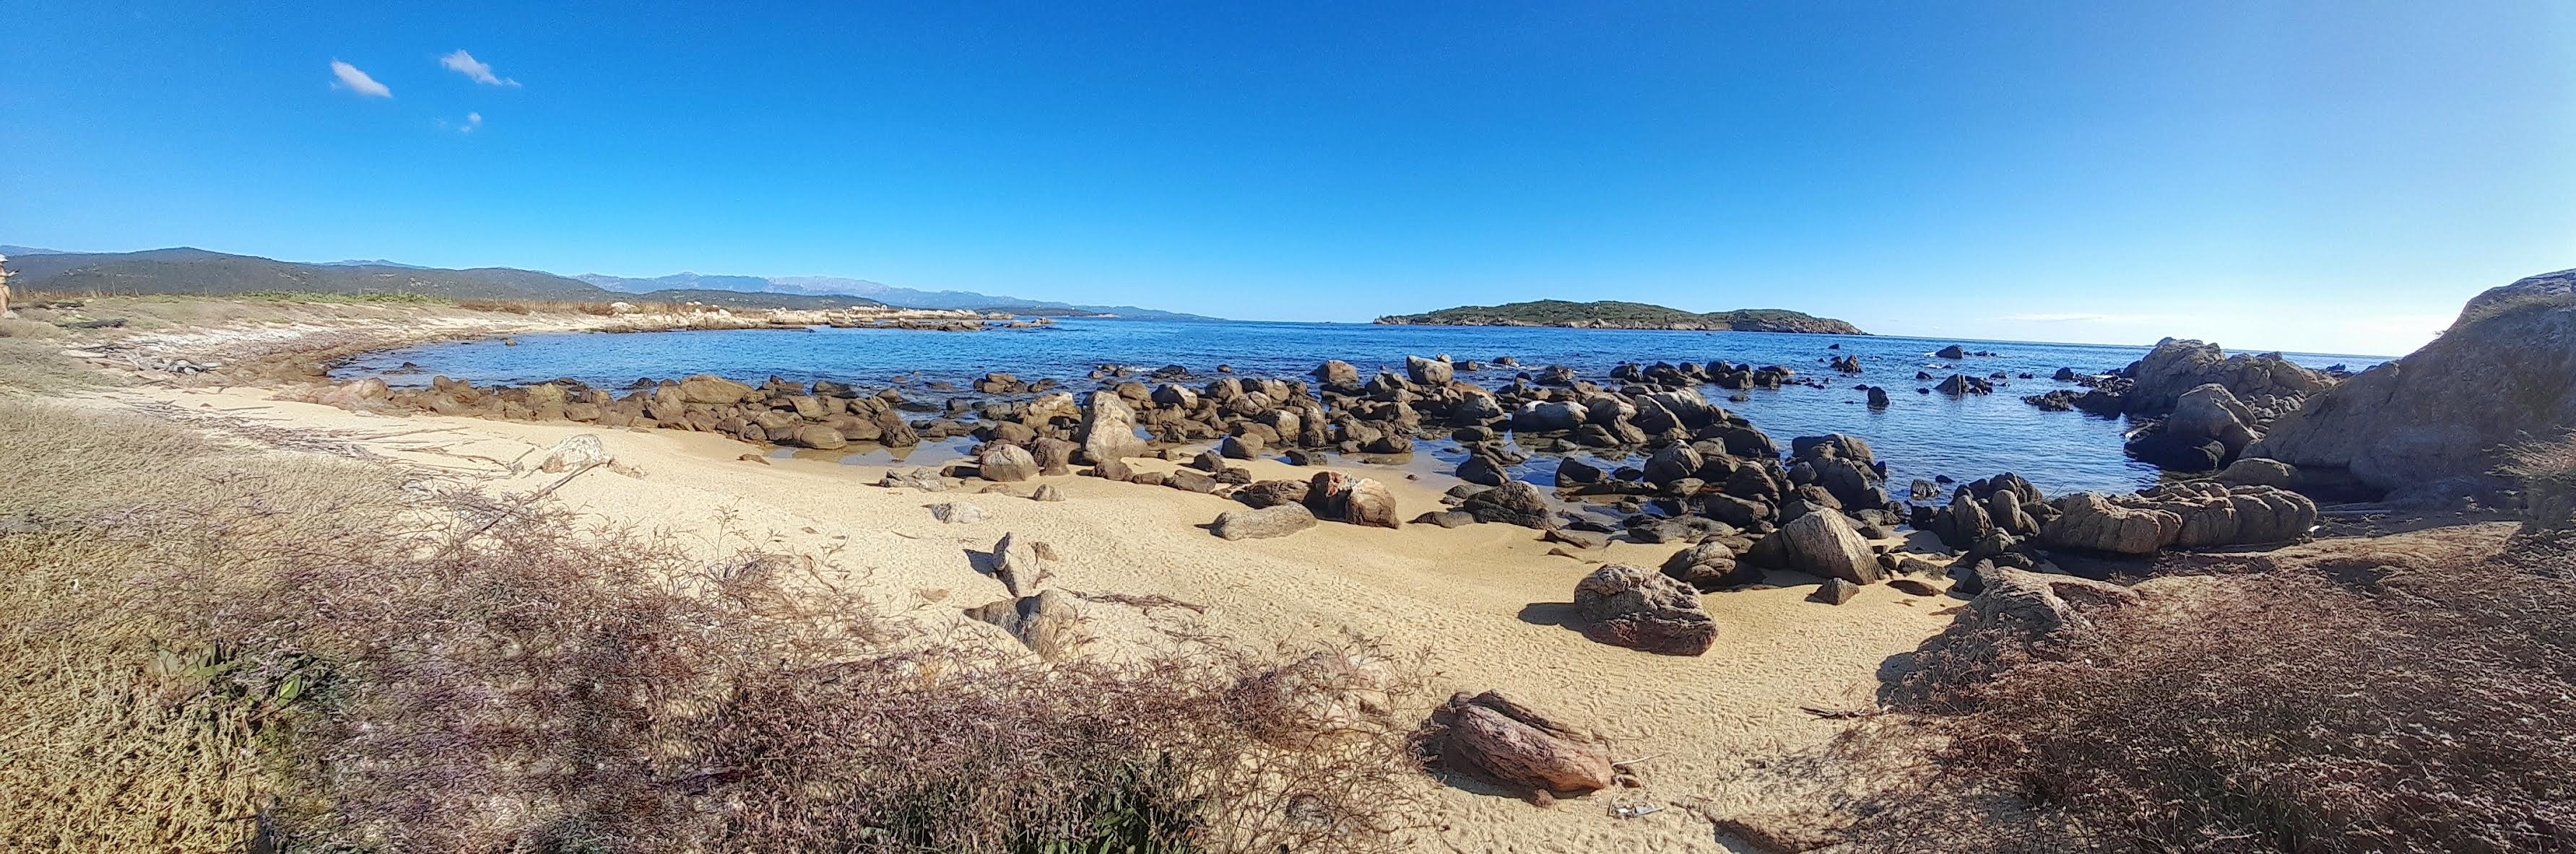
[1462,480,1554,528]
[677,374,755,405]
[2249,269,2576,500]
[1752,511,1883,583]
[1405,354,1456,385]
[1077,391,1147,462]
[1572,564,1717,655]
[2120,338,2332,415]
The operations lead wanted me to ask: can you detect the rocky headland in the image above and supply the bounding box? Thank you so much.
[1376,300,1866,335]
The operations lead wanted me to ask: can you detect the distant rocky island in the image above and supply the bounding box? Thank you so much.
[1375,299,1865,335]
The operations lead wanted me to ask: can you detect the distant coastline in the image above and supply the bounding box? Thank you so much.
[1375,299,1866,335]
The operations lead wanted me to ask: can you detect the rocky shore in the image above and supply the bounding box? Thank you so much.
[22,269,2568,852]
[282,337,2343,664]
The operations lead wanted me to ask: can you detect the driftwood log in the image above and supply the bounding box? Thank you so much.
[1423,691,1616,803]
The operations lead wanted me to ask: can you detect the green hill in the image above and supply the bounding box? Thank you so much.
[1376,300,1865,334]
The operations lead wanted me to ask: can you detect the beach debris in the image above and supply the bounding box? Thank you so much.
[1420,691,1617,804]
[737,453,770,465]
[1029,484,1064,502]
[1212,503,1317,541]
[928,502,992,524]
[1573,564,1717,656]
[880,468,956,492]
[537,434,612,474]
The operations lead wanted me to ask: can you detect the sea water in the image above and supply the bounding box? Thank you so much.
[337,320,2384,497]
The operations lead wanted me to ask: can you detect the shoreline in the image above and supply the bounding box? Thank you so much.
[8,293,2502,852]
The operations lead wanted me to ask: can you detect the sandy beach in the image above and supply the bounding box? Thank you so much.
[69,362,1959,850]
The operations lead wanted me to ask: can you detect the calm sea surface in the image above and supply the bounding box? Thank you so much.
[337,320,2386,497]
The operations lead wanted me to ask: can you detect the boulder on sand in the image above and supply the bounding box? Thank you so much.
[1307,471,1400,528]
[1423,691,1617,800]
[977,443,1039,482]
[1212,502,1318,540]
[1572,564,1717,655]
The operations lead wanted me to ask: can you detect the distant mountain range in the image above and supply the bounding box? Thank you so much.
[0,245,1218,320]
[0,248,888,309]
[1378,300,1867,335]
[574,272,1218,321]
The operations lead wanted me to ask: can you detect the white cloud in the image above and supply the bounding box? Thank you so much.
[330,61,391,97]
[438,112,485,133]
[439,50,519,87]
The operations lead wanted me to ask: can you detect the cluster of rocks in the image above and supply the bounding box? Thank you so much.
[1914,469,2318,562]
[2019,338,2337,474]
[365,373,995,449]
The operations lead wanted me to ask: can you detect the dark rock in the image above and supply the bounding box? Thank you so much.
[1573,564,1717,655]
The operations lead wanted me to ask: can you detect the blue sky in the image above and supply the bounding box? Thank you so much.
[4,1,2572,354]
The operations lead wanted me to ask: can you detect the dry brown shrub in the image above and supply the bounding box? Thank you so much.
[1839,537,2576,853]
[0,399,1426,853]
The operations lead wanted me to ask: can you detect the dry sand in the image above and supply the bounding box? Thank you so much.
[75,379,1961,853]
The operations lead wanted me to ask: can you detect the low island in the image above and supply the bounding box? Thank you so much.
[1375,299,1865,334]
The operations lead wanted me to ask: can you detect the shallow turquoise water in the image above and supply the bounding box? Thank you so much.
[338,320,2384,497]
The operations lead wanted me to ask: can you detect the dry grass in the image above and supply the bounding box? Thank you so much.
[0,399,1426,853]
[1839,534,2576,853]
[0,336,105,395]
[2503,432,2576,530]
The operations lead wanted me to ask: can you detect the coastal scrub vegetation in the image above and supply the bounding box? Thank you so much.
[0,399,1425,853]
[1836,527,2576,853]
